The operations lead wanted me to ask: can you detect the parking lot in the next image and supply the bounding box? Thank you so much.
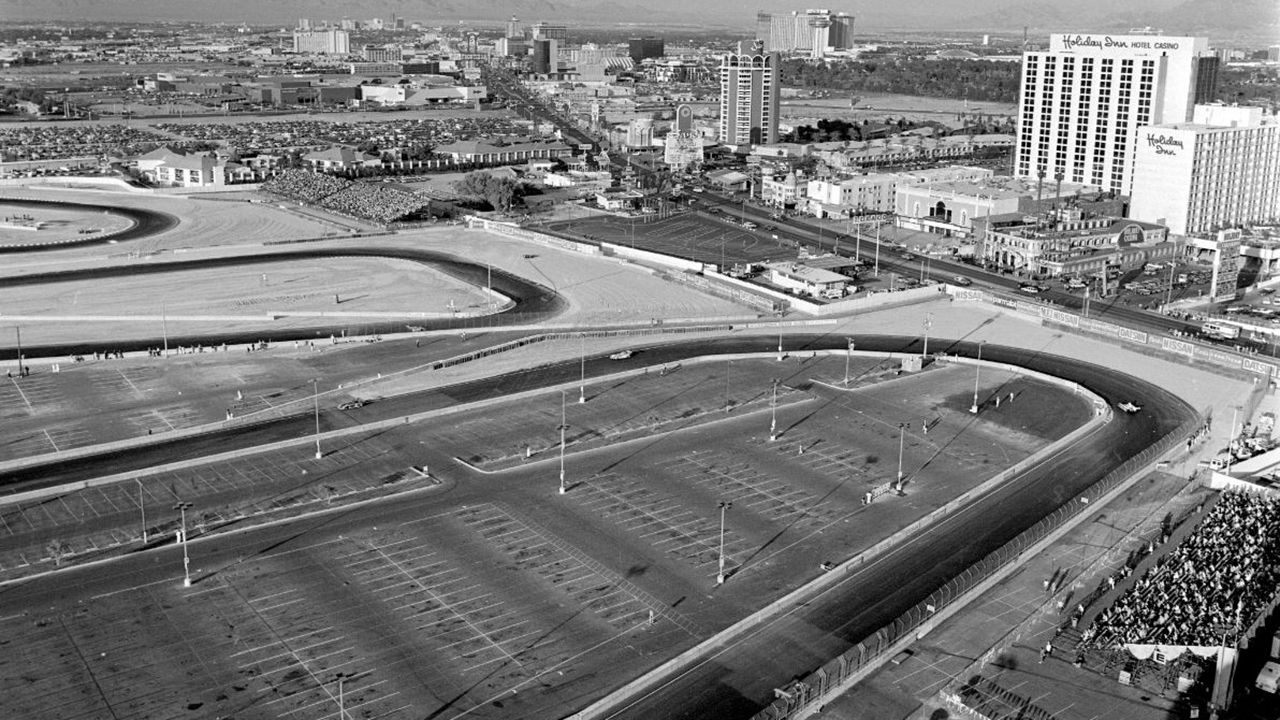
[0,354,1093,720]
[554,211,798,268]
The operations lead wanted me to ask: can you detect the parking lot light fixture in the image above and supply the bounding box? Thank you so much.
[897,423,907,483]
[558,390,568,494]
[844,338,855,386]
[716,501,732,585]
[174,501,193,587]
[970,341,985,414]
[769,379,779,441]
[312,378,322,460]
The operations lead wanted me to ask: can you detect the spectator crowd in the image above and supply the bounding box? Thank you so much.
[1084,490,1280,647]
[262,169,429,224]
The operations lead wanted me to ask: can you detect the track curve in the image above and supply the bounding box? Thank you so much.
[0,197,179,251]
[1,245,568,360]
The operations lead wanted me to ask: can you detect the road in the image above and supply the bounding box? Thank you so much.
[692,191,1210,339]
[1,334,1195,720]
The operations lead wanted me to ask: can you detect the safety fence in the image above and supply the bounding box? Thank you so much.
[748,412,1201,720]
[427,324,731,372]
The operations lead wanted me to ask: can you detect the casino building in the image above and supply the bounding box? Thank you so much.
[1015,33,1219,195]
[1130,104,1280,237]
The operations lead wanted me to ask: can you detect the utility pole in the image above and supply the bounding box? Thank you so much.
[716,500,732,585]
[922,313,934,358]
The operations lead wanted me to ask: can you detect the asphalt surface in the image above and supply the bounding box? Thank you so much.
[0,334,1196,720]
[0,245,567,361]
[0,196,179,252]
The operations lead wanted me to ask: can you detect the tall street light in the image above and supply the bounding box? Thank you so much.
[897,423,908,483]
[579,333,587,404]
[137,479,147,543]
[970,341,985,414]
[716,500,733,585]
[843,337,855,386]
[311,378,322,460]
[922,313,933,359]
[558,390,568,494]
[174,501,192,587]
[769,379,779,441]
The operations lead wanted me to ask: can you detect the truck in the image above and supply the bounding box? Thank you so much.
[1203,321,1241,340]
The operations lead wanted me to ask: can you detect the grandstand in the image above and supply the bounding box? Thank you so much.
[261,169,430,225]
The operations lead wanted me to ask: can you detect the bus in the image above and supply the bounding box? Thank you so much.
[1203,321,1241,340]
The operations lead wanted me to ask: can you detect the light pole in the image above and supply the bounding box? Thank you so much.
[14,325,23,377]
[579,333,586,404]
[777,332,783,361]
[873,223,881,277]
[724,359,731,412]
[174,501,192,587]
[161,301,168,357]
[970,341,985,414]
[137,479,147,543]
[311,378,322,460]
[897,423,907,483]
[844,337,855,385]
[716,500,732,585]
[769,378,779,441]
[922,313,933,358]
[558,390,568,494]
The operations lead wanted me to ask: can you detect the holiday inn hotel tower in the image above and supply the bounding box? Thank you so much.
[1015,33,1218,195]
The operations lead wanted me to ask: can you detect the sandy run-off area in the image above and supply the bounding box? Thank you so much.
[0,189,754,351]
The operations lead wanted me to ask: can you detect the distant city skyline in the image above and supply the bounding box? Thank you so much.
[0,0,1274,42]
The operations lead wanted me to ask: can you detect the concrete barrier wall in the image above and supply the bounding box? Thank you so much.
[601,241,705,272]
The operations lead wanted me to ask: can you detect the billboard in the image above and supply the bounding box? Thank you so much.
[1210,229,1242,301]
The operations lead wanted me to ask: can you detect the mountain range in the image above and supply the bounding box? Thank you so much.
[0,0,1274,43]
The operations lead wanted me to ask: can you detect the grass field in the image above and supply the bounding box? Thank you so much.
[554,211,800,268]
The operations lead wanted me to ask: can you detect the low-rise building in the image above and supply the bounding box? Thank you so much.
[765,261,850,298]
[435,138,573,166]
[303,146,382,172]
[896,175,1082,238]
[977,206,1175,278]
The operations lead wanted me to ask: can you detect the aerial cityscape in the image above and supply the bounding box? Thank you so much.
[1,2,1279,719]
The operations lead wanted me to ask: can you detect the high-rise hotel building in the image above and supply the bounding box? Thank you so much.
[1130,104,1280,236]
[1015,33,1218,195]
[719,52,781,146]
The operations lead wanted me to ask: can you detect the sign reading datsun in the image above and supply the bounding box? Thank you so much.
[1049,34,1203,57]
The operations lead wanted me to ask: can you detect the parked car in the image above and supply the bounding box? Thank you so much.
[952,276,973,287]
[1018,284,1043,294]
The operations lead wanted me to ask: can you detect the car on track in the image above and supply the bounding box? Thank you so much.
[1018,284,1043,294]
[337,400,366,411]
[1117,402,1142,414]
[609,350,635,360]
[952,276,973,287]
